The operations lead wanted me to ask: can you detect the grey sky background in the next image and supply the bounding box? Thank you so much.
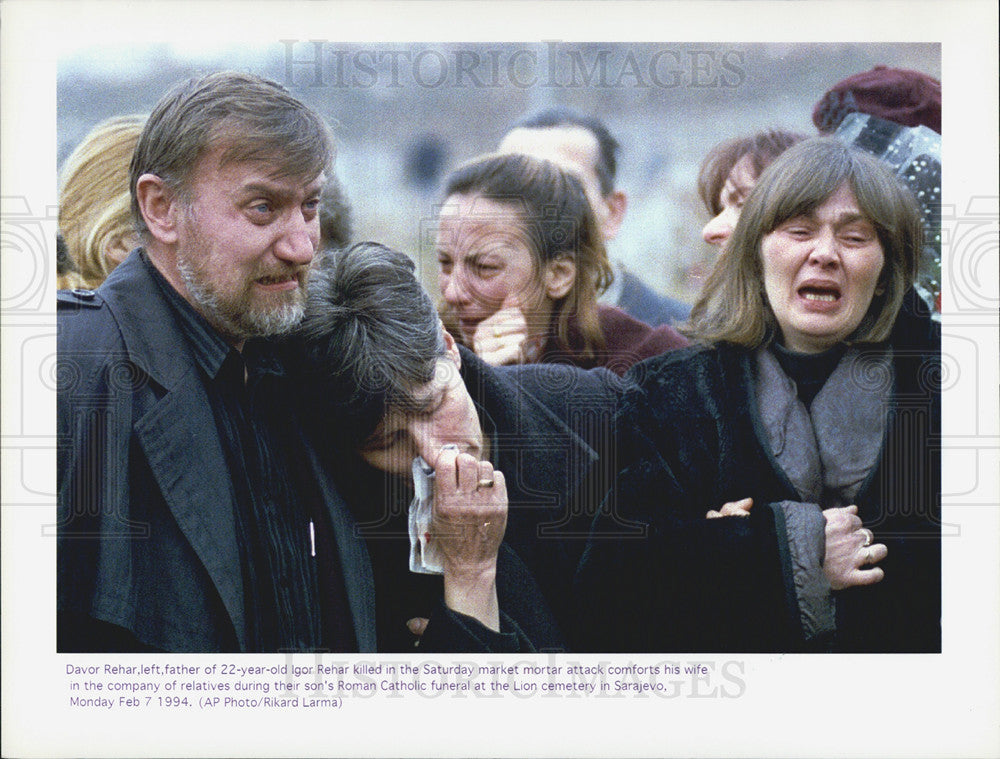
[58,41,940,303]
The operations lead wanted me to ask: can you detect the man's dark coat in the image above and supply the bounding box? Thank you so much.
[57,251,376,652]
[466,349,623,633]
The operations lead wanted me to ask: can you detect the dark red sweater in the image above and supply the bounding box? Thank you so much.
[538,305,689,376]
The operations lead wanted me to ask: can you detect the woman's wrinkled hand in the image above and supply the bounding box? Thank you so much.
[822,505,888,590]
[430,447,508,630]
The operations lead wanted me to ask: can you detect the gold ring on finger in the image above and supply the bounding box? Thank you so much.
[860,528,874,547]
[477,478,495,489]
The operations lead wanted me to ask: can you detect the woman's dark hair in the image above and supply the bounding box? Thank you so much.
[688,138,923,348]
[697,129,807,216]
[441,152,613,361]
[296,242,446,447]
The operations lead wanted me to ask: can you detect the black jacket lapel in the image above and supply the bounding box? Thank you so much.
[103,252,247,649]
[133,373,247,650]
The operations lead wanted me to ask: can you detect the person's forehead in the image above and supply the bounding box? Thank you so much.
[499,126,602,186]
[441,192,521,217]
[387,359,465,420]
[726,154,757,192]
[811,184,866,218]
[189,143,324,193]
[437,194,530,246]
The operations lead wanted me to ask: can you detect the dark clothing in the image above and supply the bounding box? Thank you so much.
[148,258,332,651]
[615,269,691,327]
[771,342,847,409]
[539,305,689,376]
[419,546,567,653]
[364,526,566,653]
[332,348,622,651]
[57,250,376,652]
[576,298,940,652]
[463,348,623,622]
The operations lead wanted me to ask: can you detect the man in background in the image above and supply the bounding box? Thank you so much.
[499,107,691,327]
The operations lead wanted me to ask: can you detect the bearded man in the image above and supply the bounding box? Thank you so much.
[57,72,375,653]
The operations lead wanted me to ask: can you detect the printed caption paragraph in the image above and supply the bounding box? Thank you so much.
[64,658,747,711]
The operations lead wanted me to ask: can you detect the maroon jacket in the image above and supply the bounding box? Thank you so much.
[538,305,689,376]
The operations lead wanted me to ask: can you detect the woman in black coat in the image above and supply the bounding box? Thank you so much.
[576,138,940,653]
[294,242,620,652]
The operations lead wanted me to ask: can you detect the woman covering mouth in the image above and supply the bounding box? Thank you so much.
[435,152,687,375]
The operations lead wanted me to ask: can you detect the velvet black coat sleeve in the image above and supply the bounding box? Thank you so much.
[573,346,803,653]
[417,545,567,653]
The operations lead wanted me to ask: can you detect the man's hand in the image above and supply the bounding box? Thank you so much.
[706,497,753,519]
[822,505,887,590]
[472,306,539,365]
[430,447,507,631]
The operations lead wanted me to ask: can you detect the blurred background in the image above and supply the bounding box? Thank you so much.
[58,41,940,305]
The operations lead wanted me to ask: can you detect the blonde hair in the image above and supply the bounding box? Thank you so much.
[58,115,145,288]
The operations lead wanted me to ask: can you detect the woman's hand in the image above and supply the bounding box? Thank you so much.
[430,447,508,631]
[706,497,753,519]
[822,505,887,590]
[472,306,539,365]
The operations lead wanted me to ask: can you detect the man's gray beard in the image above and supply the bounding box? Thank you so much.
[178,257,306,340]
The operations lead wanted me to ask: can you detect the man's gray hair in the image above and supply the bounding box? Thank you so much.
[129,70,334,236]
[296,242,447,444]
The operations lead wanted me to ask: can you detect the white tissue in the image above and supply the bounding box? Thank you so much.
[409,456,444,575]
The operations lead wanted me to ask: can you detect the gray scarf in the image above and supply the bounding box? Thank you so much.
[756,345,893,509]
[755,345,893,645]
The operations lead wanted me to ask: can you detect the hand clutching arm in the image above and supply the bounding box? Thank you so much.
[430,447,508,632]
[822,505,887,590]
